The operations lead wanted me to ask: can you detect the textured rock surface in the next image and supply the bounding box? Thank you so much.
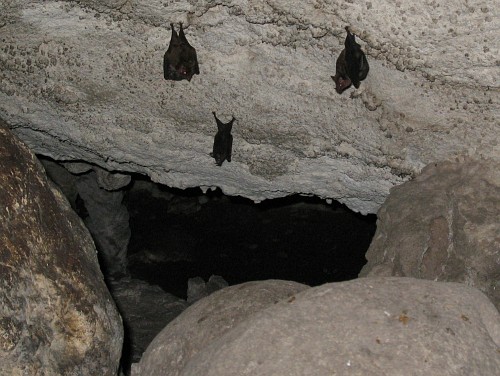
[177,277,500,376]
[359,158,500,311]
[186,275,229,304]
[41,158,131,278]
[1,1,498,214]
[75,170,131,277]
[134,280,309,376]
[0,120,123,375]
[108,278,188,369]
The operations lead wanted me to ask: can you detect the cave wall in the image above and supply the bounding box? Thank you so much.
[1,0,498,214]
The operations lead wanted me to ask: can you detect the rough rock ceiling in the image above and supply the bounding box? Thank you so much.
[1,0,498,214]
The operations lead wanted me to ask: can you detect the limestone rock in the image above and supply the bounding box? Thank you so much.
[359,158,500,310]
[108,278,188,368]
[41,159,131,278]
[95,166,132,191]
[186,275,229,303]
[41,157,80,208]
[75,170,131,278]
[0,121,123,375]
[179,277,500,376]
[1,1,498,214]
[134,280,309,376]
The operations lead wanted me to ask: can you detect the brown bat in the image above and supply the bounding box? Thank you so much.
[332,27,369,94]
[210,112,235,166]
[163,23,200,82]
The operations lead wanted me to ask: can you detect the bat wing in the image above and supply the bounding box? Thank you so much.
[344,28,369,88]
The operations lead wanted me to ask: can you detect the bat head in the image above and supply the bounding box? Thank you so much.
[331,75,352,94]
[210,152,225,166]
[164,60,198,81]
[176,64,191,80]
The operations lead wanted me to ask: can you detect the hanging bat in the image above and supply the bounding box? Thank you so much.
[331,27,369,94]
[210,112,235,166]
[163,23,200,82]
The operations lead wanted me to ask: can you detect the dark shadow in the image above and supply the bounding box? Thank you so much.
[125,175,377,299]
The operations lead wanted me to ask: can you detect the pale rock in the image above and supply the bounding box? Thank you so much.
[0,1,498,214]
[134,280,309,376]
[359,158,500,310]
[179,277,500,376]
[0,120,123,376]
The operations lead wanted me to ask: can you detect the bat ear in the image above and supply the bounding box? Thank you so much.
[212,112,223,128]
[178,22,188,42]
[169,23,178,42]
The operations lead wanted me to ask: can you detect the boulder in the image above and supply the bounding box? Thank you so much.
[108,278,188,369]
[134,280,309,376]
[360,158,500,310]
[0,121,123,375]
[180,277,500,376]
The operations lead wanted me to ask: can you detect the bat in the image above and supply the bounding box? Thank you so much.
[210,112,235,166]
[331,27,369,94]
[163,23,200,81]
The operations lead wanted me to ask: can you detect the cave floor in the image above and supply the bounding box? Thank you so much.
[125,185,376,299]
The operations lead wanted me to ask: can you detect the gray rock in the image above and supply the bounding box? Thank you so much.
[206,275,229,295]
[95,166,132,191]
[108,278,188,367]
[360,158,500,310]
[75,170,130,278]
[3,1,499,214]
[181,277,500,376]
[134,280,309,376]
[41,159,132,278]
[0,121,123,375]
[186,275,229,304]
[63,161,94,175]
[40,158,79,208]
[186,276,208,304]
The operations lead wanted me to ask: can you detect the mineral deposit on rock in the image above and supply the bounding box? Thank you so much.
[1,0,498,214]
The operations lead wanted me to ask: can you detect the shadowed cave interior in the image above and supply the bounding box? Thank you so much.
[124,176,377,299]
[39,157,378,370]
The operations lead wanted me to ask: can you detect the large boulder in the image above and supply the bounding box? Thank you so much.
[0,121,123,375]
[134,280,309,376]
[179,277,500,376]
[1,0,498,214]
[360,158,500,310]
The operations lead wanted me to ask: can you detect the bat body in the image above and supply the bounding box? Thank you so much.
[332,27,369,94]
[210,112,235,166]
[163,23,200,82]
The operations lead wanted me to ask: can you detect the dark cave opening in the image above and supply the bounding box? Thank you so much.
[124,176,377,299]
[38,157,377,371]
